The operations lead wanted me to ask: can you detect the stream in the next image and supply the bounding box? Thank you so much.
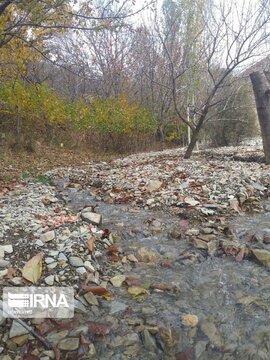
[55,181,270,360]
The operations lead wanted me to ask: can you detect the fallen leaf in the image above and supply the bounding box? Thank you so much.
[88,321,111,336]
[236,247,246,262]
[160,260,173,268]
[181,314,199,327]
[106,246,119,255]
[101,229,111,239]
[87,236,95,254]
[150,284,175,292]
[184,197,200,206]
[175,347,195,360]
[22,253,43,284]
[7,266,17,279]
[229,198,242,214]
[179,220,189,232]
[35,319,55,335]
[125,276,141,287]
[81,285,111,297]
[128,286,148,297]
[78,333,90,357]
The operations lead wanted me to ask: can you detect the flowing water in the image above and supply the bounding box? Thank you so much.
[55,181,270,360]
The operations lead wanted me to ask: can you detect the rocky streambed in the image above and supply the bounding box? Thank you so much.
[0,147,270,360]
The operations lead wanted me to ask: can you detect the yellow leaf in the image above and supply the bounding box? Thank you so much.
[181,314,199,327]
[22,252,43,284]
[127,286,148,297]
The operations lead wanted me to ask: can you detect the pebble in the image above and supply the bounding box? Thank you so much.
[81,211,102,225]
[110,301,128,314]
[69,256,84,267]
[147,180,162,193]
[35,240,44,247]
[137,247,159,263]
[76,267,87,275]
[40,230,55,243]
[44,275,54,286]
[110,275,126,287]
[84,261,95,272]
[45,257,55,264]
[84,292,99,306]
[47,262,58,270]
[58,253,67,262]
[0,260,10,268]
[9,321,29,338]
[58,338,79,351]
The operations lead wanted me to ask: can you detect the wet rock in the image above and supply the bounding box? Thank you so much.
[9,321,29,338]
[81,211,102,225]
[127,254,138,262]
[147,180,162,193]
[40,230,55,243]
[142,329,157,352]
[201,228,214,235]
[137,247,159,263]
[58,338,79,351]
[87,343,96,358]
[41,351,55,359]
[110,275,126,287]
[69,256,84,267]
[112,333,140,347]
[110,301,128,314]
[12,334,29,346]
[195,341,208,358]
[74,299,87,314]
[192,239,208,250]
[186,229,200,236]
[200,319,223,348]
[84,292,99,306]
[169,228,182,239]
[252,248,270,268]
[47,330,69,343]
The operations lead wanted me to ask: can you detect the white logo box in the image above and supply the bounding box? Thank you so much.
[3,287,74,318]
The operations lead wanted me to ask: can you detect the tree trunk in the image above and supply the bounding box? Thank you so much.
[184,126,201,158]
[250,71,270,165]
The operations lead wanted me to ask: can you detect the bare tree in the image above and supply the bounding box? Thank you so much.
[250,71,270,164]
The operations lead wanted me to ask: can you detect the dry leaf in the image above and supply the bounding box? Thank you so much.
[181,314,199,327]
[7,266,17,279]
[236,247,246,262]
[128,286,148,297]
[125,276,141,287]
[22,252,43,283]
[229,198,242,214]
[88,321,111,336]
[150,284,174,292]
[81,285,110,297]
[87,236,95,254]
